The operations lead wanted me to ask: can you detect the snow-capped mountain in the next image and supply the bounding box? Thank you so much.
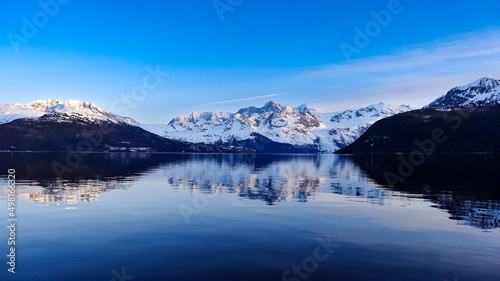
[1,98,413,152]
[0,99,137,124]
[140,100,412,152]
[315,102,412,151]
[0,103,45,124]
[141,100,322,148]
[427,77,500,108]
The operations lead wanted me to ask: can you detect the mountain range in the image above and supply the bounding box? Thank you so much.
[336,77,500,154]
[0,99,137,125]
[1,77,499,153]
[0,111,247,153]
[139,101,411,152]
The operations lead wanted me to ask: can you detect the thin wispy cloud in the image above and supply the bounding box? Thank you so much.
[302,29,500,77]
[295,29,500,112]
[201,94,281,106]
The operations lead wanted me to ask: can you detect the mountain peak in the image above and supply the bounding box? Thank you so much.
[64,99,98,109]
[456,77,499,90]
[15,99,100,112]
[143,100,412,153]
[328,103,412,126]
[15,99,62,111]
[187,111,228,121]
[188,111,205,120]
[295,103,319,117]
[263,100,282,109]
[236,100,284,117]
[13,99,137,124]
[428,77,500,108]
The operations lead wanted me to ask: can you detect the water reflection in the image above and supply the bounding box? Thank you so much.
[161,155,325,204]
[434,195,500,229]
[1,152,499,229]
[0,152,163,204]
[349,154,500,229]
[21,180,130,205]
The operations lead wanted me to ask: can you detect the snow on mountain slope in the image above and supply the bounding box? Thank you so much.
[152,100,322,146]
[0,99,137,124]
[314,102,412,151]
[140,101,412,152]
[427,77,500,108]
[3,98,412,152]
[319,102,412,128]
[0,103,46,124]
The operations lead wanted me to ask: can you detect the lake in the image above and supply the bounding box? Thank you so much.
[0,152,499,281]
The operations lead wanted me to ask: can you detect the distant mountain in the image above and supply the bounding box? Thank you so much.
[337,77,500,154]
[0,98,412,153]
[0,103,44,124]
[315,102,412,151]
[0,112,247,153]
[1,99,137,124]
[335,106,500,154]
[427,77,500,108]
[140,100,411,153]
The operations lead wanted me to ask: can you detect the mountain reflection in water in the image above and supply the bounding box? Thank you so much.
[0,152,499,229]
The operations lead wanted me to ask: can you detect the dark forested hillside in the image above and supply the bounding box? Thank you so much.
[336,106,500,154]
[0,113,248,153]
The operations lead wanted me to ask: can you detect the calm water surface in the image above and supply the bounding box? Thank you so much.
[0,152,499,281]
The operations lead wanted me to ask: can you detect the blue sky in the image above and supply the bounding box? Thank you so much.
[1,0,500,123]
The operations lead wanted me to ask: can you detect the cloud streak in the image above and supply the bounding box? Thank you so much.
[294,29,500,112]
[303,29,500,77]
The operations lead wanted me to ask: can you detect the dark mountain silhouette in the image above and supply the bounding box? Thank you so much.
[336,106,500,154]
[0,113,249,153]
